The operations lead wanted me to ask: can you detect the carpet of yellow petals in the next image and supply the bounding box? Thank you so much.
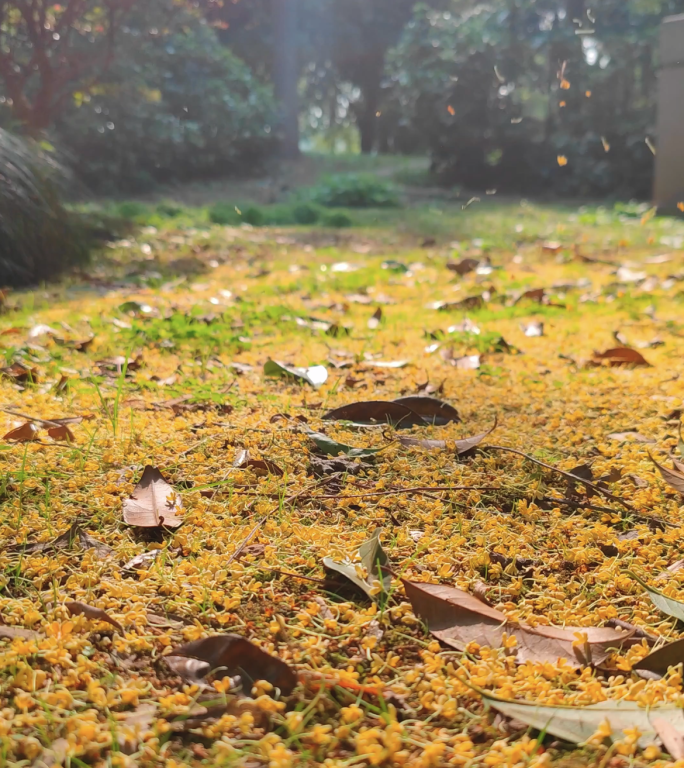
[3,205,684,767]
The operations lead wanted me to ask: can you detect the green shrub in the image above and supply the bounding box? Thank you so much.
[156,201,183,218]
[54,1,278,193]
[387,3,663,198]
[208,202,240,226]
[0,130,89,287]
[308,174,400,208]
[242,206,265,226]
[292,203,320,224]
[116,201,150,221]
[322,211,353,228]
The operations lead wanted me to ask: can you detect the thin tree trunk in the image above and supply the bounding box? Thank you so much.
[357,72,381,154]
[273,0,300,158]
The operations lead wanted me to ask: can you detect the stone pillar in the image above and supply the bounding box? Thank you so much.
[654,14,684,208]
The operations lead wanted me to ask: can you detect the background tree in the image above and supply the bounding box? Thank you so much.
[273,0,300,157]
[0,0,138,134]
[388,0,682,197]
[52,0,277,192]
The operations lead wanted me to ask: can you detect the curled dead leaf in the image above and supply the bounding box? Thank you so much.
[233,449,284,477]
[590,346,650,368]
[123,466,183,528]
[3,422,39,442]
[170,634,297,694]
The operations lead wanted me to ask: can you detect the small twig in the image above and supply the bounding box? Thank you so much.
[605,618,657,643]
[0,406,63,428]
[226,517,264,565]
[484,445,634,511]
[268,569,330,585]
[312,485,512,501]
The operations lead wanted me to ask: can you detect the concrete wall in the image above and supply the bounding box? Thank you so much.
[654,14,684,207]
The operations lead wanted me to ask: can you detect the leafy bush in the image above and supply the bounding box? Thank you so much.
[242,206,265,226]
[322,211,353,228]
[208,202,240,226]
[54,2,278,193]
[0,129,89,287]
[308,174,400,208]
[292,203,320,224]
[388,1,673,198]
[156,201,183,218]
[116,201,150,221]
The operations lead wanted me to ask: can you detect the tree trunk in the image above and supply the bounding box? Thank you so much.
[356,71,381,154]
[273,0,300,158]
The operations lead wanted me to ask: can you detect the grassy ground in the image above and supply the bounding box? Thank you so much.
[3,196,684,767]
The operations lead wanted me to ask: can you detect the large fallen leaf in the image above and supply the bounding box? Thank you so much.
[304,428,381,458]
[0,625,41,641]
[404,581,632,666]
[446,257,479,276]
[324,530,391,601]
[403,581,507,649]
[3,422,39,442]
[591,346,650,367]
[117,703,157,754]
[1,362,37,383]
[170,634,297,695]
[66,601,124,634]
[654,718,684,760]
[264,359,328,388]
[123,466,183,528]
[630,571,684,622]
[651,455,684,495]
[323,401,425,428]
[392,396,460,425]
[480,690,684,748]
[634,637,684,676]
[399,420,497,455]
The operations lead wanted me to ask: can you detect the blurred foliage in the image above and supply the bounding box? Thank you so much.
[306,174,401,208]
[52,2,277,193]
[0,129,89,287]
[387,0,680,197]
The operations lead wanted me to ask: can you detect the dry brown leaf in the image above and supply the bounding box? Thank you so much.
[0,625,41,641]
[66,601,124,634]
[170,634,297,694]
[123,466,183,528]
[392,396,460,425]
[1,362,38,384]
[650,455,684,495]
[323,401,425,427]
[233,449,285,477]
[47,424,75,441]
[399,420,497,455]
[654,718,684,760]
[117,703,157,754]
[515,288,546,304]
[446,257,479,276]
[3,422,39,442]
[404,580,632,667]
[591,346,650,367]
